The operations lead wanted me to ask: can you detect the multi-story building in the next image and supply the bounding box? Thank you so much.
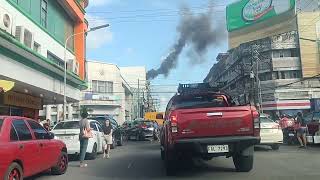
[80,61,133,125]
[204,0,320,118]
[0,0,88,120]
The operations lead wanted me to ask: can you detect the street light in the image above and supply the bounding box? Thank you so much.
[63,24,110,121]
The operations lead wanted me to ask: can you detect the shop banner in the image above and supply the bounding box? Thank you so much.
[226,0,295,32]
[4,91,42,110]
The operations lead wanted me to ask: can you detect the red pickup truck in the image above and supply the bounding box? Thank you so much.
[160,83,260,175]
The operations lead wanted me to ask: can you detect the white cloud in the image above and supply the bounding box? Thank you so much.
[86,14,113,49]
[89,0,113,7]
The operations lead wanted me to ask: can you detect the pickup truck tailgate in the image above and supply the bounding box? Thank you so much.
[175,106,254,138]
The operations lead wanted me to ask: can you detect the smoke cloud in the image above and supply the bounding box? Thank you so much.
[147,4,225,80]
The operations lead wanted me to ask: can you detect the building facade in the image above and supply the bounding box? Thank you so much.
[0,0,88,120]
[80,61,133,125]
[205,0,320,118]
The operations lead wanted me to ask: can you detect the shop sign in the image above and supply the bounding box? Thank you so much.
[4,91,42,110]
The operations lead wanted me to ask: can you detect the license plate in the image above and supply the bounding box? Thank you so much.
[289,133,295,137]
[207,145,229,153]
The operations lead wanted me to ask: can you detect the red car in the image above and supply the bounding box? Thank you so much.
[0,116,68,180]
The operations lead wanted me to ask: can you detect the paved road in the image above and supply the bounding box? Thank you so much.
[31,141,320,180]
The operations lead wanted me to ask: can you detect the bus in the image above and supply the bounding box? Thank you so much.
[144,112,164,125]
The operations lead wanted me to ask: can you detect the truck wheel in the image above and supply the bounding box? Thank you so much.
[271,144,280,150]
[233,155,253,172]
[165,150,176,176]
[117,135,123,146]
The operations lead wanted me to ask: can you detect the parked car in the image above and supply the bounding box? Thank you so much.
[160,83,260,175]
[0,116,68,180]
[90,116,124,147]
[259,115,283,150]
[51,119,105,160]
[127,120,155,141]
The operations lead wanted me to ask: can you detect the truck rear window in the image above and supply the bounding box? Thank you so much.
[173,95,227,109]
[0,119,3,133]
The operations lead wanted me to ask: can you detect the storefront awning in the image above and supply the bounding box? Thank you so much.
[0,80,14,92]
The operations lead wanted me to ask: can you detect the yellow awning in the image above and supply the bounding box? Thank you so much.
[0,80,15,92]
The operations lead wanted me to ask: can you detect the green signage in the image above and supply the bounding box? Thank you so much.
[226,0,295,32]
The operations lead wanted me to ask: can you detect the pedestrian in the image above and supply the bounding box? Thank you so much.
[79,110,92,167]
[153,121,160,142]
[296,112,307,148]
[279,114,290,144]
[102,119,113,159]
[43,119,51,131]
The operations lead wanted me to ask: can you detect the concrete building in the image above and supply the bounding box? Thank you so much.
[0,0,88,120]
[204,0,320,118]
[80,61,133,125]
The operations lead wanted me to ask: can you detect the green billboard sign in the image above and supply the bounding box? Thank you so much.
[226,0,295,32]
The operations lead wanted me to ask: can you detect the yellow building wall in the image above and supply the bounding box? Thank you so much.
[297,12,320,78]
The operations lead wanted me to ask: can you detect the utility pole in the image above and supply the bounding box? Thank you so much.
[137,79,140,118]
[252,44,263,113]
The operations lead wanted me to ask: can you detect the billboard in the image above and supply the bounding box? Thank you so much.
[227,0,295,32]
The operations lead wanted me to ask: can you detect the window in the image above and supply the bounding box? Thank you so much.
[12,120,33,141]
[273,49,298,58]
[172,95,228,109]
[272,72,279,80]
[27,120,48,140]
[47,51,64,68]
[279,71,302,79]
[259,72,272,81]
[41,0,48,28]
[33,42,41,53]
[97,124,103,132]
[53,121,80,130]
[280,71,286,79]
[92,80,113,93]
[10,124,19,141]
[90,122,98,131]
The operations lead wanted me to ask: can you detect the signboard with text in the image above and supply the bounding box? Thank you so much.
[4,91,42,110]
[227,0,295,32]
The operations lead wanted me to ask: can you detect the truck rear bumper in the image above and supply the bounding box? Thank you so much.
[172,136,260,157]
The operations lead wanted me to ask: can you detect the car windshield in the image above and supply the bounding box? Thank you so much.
[0,119,3,133]
[173,95,227,109]
[260,117,274,123]
[53,121,80,130]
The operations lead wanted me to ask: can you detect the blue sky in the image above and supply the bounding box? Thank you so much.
[85,0,236,110]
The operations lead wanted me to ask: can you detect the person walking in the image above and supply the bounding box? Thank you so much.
[296,112,307,148]
[79,110,92,167]
[103,119,113,159]
[279,114,290,144]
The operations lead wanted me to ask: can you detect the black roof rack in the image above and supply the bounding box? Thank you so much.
[177,83,220,94]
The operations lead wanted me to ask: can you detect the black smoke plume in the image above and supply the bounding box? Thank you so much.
[147,4,225,80]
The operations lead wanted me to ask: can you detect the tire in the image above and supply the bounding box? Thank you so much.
[160,148,165,160]
[4,162,23,180]
[271,144,280,150]
[233,155,253,172]
[117,135,123,146]
[164,150,176,176]
[111,137,116,149]
[87,143,97,160]
[51,151,68,175]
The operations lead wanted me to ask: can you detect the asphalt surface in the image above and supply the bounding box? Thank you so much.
[30,141,320,180]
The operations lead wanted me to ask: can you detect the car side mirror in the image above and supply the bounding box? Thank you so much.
[48,132,55,139]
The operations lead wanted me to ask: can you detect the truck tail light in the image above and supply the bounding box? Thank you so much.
[254,116,260,137]
[170,115,178,133]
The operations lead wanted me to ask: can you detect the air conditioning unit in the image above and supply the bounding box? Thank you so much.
[15,26,34,49]
[0,8,14,35]
[67,59,80,75]
[74,61,80,75]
